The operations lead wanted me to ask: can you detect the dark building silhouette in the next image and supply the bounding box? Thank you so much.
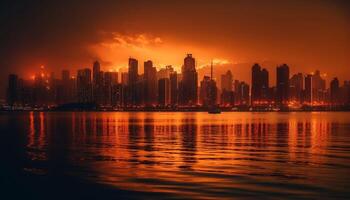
[221,70,234,106]
[343,81,350,106]
[93,61,104,104]
[199,76,217,107]
[111,83,124,107]
[33,70,50,106]
[144,60,157,106]
[5,55,350,111]
[121,72,128,86]
[312,70,326,103]
[290,73,303,104]
[103,71,118,106]
[179,54,198,106]
[7,74,19,106]
[235,81,250,106]
[330,77,340,105]
[57,70,76,104]
[276,64,290,106]
[260,68,269,103]
[251,64,269,106]
[251,63,261,106]
[170,72,178,105]
[304,74,313,104]
[77,68,92,103]
[128,58,139,106]
[158,78,170,106]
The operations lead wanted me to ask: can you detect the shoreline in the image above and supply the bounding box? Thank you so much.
[1,109,350,113]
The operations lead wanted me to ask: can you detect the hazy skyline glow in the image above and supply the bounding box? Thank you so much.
[1,0,349,97]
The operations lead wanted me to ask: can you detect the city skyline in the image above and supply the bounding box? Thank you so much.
[5,53,350,111]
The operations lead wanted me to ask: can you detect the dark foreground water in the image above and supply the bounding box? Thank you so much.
[0,112,350,199]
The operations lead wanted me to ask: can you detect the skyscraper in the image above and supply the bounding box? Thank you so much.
[158,78,170,106]
[144,60,157,106]
[304,74,312,105]
[199,76,217,107]
[59,70,75,104]
[290,73,303,103]
[330,77,340,105]
[179,54,198,106]
[93,61,104,104]
[221,70,234,106]
[170,72,178,106]
[235,81,250,107]
[121,72,128,86]
[77,68,92,103]
[221,70,233,92]
[7,74,19,106]
[276,64,290,106]
[128,58,138,105]
[251,63,261,106]
[343,81,350,106]
[312,70,326,103]
[251,64,269,106]
[103,71,118,105]
[128,58,138,85]
[261,68,269,103]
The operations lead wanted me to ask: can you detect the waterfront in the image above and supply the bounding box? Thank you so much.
[1,112,350,199]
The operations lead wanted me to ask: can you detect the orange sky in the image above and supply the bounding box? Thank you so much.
[1,0,349,96]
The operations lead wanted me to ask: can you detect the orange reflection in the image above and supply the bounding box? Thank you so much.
[21,112,349,197]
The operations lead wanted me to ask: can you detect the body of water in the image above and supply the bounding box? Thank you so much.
[1,112,350,199]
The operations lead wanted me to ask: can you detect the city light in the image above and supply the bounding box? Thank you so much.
[4,54,350,111]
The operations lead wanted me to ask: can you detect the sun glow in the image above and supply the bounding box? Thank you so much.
[89,32,231,72]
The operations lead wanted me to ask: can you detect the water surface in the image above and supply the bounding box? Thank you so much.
[1,112,349,199]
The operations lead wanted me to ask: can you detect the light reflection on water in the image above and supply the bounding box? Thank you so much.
[1,112,350,199]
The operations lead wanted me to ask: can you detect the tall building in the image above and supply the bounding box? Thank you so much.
[343,81,350,106]
[179,54,198,106]
[251,64,269,106]
[241,82,250,106]
[158,78,170,106]
[290,73,303,103]
[144,60,157,106]
[260,68,269,103]
[111,84,124,107]
[330,77,340,105]
[103,72,118,105]
[6,74,19,106]
[221,70,233,92]
[276,64,290,106]
[312,70,326,103]
[235,81,250,106]
[20,79,34,106]
[33,70,50,106]
[92,61,104,104]
[170,72,178,105]
[128,58,138,85]
[121,72,128,86]
[221,70,234,106]
[200,63,217,107]
[128,58,138,105]
[304,74,313,105]
[199,76,217,107]
[59,70,76,104]
[77,68,92,103]
[251,63,261,106]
